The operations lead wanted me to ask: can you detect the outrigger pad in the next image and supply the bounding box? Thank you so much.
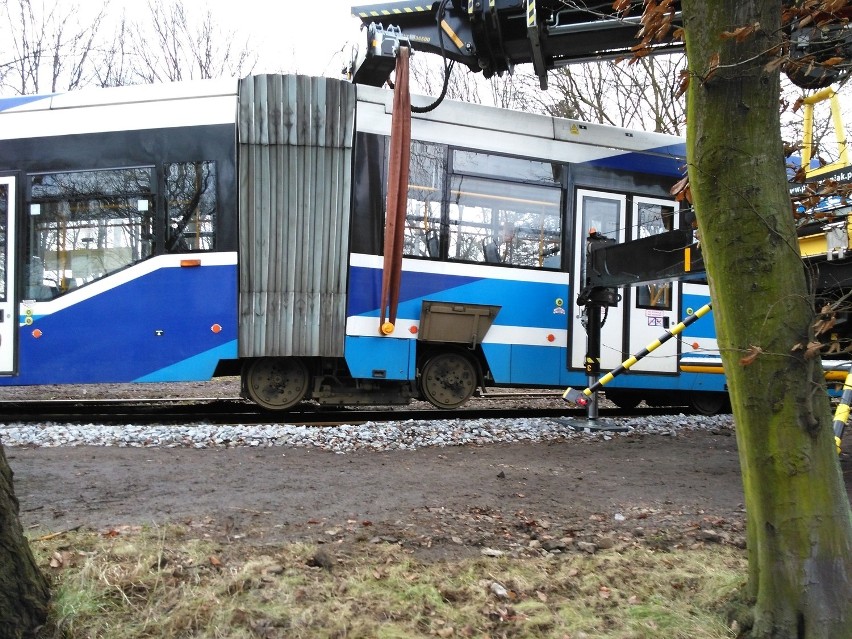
[553,418,629,433]
[562,387,588,406]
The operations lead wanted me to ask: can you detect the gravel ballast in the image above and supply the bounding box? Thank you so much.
[0,413,735,452]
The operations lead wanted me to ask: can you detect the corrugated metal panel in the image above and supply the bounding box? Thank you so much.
[238,74,355,357]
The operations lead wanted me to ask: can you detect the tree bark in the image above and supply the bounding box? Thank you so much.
[681,1,852,637]
[0,444,49,639]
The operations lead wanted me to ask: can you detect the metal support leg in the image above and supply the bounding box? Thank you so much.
[585,303,602,421]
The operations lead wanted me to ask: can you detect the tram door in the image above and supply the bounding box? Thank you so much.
[570,192,681,375]
[571,190,626,371]
[625,197,680,373]
[0,176,15,374]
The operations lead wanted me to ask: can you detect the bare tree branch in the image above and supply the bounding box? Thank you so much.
[0,0,111,94]
[129,0,256,84]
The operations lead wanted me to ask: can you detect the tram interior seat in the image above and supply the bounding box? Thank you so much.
[25,258,57,300]
[541,243,561,268]
[425,230,440,258]
[543,253,560,268]
[25,284,56,300]
[483,239,501,264]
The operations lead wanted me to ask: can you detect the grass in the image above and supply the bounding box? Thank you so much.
[31,525,747,638]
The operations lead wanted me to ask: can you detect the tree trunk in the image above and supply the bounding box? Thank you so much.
[681,1,852,636]
[0,444,49,639]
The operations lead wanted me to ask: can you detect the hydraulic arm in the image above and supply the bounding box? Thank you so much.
[350,0,852,89]
[351,0,680,88]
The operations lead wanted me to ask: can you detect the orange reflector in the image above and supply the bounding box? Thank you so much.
[691,342,700,350]
[211,324,222,334]
[547,334,555,342]
[180,259,201,267]
[380,321,395,335]
[409,326,418,334]
[32,329,43,339]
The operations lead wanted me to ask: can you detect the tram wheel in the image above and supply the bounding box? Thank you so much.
[689,391,729,416]
[419,351,478,409]
[243,357,310,411]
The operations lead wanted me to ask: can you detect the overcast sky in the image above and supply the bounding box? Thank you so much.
[207,0,367,77]
[104,0,375,79]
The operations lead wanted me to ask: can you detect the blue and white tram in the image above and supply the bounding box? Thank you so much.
[0,74,724,411]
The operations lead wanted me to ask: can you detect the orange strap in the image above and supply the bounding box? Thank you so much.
[379,46,412,334]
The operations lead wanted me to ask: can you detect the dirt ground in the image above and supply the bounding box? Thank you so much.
[7,427,752,558]
[4,383,852,559]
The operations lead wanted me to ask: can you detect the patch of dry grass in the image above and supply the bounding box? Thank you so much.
[31,525,746,638]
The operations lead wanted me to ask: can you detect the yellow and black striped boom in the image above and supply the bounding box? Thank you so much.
[563,303,713,406]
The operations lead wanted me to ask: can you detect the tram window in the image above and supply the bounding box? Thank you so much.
[636,280,673,310]
[636,202,674,237]
[635,201,675,310]
[447,174,561,268]
[0,185,6,301]
[453,151,562,185]
[582,196,620,240]
[26,168,153,299]
[350,132,386,256]
[403,142,446,259]
[165,161,217,252]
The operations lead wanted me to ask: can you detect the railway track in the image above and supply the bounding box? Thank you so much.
[0,393,699,426]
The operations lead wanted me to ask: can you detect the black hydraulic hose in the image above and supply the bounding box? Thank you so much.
[411,0,454,113]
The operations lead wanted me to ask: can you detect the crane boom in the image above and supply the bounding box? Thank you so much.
[350,0,852,89]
